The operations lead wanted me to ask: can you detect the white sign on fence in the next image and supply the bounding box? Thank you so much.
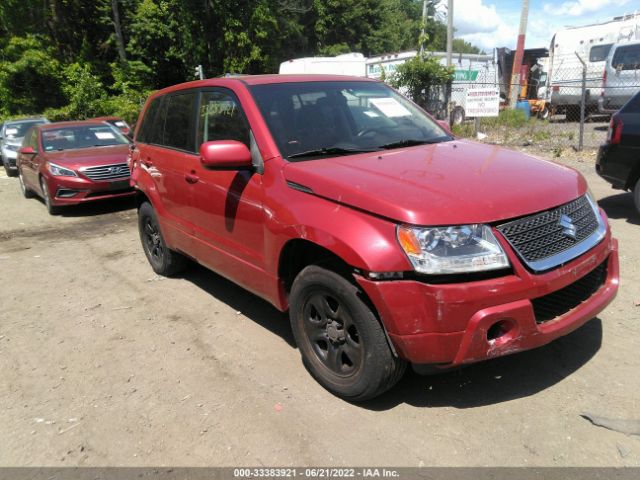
[465,88,500,117]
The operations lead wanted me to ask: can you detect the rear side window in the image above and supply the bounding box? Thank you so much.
[197,90,250,148]
[612,44,640,70]
[137,97,164,144]
[163,93,197,152]
[589,44,612,62]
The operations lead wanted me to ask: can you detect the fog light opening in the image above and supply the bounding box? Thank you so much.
[487,320,513,342]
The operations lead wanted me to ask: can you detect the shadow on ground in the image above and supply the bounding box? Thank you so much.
[177,261,603,409]
[42,196,136,217]
[365,318,603,410]
[180,263,295,348]
[599,192,639,226]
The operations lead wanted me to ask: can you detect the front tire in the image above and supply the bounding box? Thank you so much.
[40,177,60,215]
[634,179,640,216]
[138,201,188,276]
[19,170,35,198]
[289,266,406,401]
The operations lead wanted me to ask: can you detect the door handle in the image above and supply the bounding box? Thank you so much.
[185,173,199,184]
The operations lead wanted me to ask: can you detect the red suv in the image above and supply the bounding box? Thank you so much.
[17,121,134,214]
[131,75,619,401]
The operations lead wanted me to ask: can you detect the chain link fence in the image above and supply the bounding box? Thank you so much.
[431,58,639,155]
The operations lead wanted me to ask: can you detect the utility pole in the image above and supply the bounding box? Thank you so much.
[446,0,453,66]
[509,0,529,107]
[195,65,204,80]
[419,0,428,56]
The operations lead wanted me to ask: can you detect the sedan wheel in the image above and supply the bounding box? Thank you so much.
[19,170,34,198]
[40,177,60,215]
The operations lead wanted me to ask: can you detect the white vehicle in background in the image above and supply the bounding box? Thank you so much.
[548,13,640,117]
[278,52,366,76]
[598,39,640,113]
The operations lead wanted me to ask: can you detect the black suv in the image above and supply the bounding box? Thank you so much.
[597,90,640,214]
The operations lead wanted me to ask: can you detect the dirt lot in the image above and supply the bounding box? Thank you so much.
[1,151,639,467]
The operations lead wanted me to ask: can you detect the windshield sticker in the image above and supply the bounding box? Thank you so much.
[114,121,126,127]
[5,128,18,136]
[363,110,380,118]
[95,132,116,140]
[369,98,411,118]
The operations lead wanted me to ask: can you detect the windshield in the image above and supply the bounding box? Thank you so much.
[4,121,46,140]
[42,125,130,151]
[249,81,451,160]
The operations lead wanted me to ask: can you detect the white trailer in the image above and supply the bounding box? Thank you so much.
[548,13,640,114]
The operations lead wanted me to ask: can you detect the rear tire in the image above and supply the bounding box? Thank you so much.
[450,106,465,126]
[138,201,188,276]
[634,179,640,216]
[289,265,406,402]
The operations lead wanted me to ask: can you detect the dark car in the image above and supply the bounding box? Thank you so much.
[17,121,134,214]
[596,90,640,213]
[129,75,618,401]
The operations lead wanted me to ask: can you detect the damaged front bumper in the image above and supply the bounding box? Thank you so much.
[356,229,619,369]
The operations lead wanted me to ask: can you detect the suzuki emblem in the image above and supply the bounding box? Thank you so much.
[558,214,577,240]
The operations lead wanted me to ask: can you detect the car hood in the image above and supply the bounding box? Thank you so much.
[282,140,587,225]
[44,145,130,168]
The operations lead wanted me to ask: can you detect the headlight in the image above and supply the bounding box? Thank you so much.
[397,224,510,274]
[47,162,77,177]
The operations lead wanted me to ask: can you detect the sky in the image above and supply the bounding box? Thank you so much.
[450,0,639,52]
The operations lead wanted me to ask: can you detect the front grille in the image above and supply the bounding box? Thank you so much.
[532,260,608,323]
[82,163,130,181]
[497,195,601,270]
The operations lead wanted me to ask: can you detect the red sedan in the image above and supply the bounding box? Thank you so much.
[17,121,134,214]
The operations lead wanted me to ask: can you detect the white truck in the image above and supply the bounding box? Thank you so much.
[548,13,640,116]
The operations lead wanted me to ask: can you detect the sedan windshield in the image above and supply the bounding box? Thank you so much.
[4,121,46,139]
[249,81,452,160]
[42,125,130,151]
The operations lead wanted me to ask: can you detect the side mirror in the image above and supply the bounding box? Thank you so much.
[199,140,252,169]
[19,146,36,155]
[437,120,452,135]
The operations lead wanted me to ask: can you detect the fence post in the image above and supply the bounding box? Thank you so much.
[575,52,586,151]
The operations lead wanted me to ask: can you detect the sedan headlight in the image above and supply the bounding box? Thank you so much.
[397,224,510,274]
[47,162,77,177]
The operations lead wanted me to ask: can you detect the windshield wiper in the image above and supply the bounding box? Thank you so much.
[378,137,452,150]
[287,146,381,160]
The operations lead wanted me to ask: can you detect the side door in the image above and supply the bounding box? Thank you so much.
[137,91,199,253]
[20,128,40,189]
[189,88,267,293]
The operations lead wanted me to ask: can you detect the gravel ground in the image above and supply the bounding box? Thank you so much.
[0,150,639,467]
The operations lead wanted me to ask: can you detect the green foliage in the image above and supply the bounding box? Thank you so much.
[0,35,64,116]
[0,0,484,123]
[451,122,474,138]
[452,38,484,54]
[389,55,454,101]
[61,63,108,119]
[480,109,528,129]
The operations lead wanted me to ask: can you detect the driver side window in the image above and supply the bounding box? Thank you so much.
[197,90,250,148]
